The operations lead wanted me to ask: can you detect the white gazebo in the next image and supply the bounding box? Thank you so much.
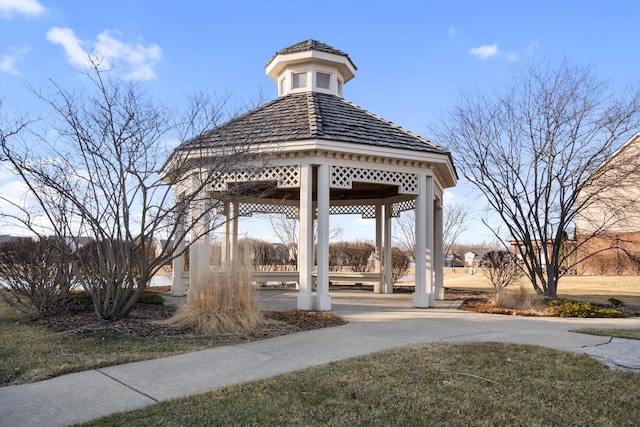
[167,40,457,311]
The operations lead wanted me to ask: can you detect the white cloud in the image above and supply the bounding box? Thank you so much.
[506,52,520,62]
[0,46,30,76]
[46,27,162,80]
[448,27,456,37]
[46,27,87,67]
[469,43,499,59]
[443,190,456,206]
[95,30,162,80]
[0,51,22,75]
[0,0,45,17]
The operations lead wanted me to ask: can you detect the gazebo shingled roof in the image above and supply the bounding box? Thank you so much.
[178,92,448,154]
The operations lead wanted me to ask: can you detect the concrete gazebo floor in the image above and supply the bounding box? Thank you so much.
[163,287,462,312]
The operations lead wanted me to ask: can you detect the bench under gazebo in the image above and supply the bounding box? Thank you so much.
[166,40,457,311]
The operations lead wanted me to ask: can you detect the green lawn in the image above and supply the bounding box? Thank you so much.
[80,342,640,427]
[0,300,243,386]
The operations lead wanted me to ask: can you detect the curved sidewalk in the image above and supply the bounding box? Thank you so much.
[1,289,639,427]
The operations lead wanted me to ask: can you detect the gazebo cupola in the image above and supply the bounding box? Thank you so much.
[265,39,357,97]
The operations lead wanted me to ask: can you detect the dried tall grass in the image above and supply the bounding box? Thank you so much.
[493,284,547,312]
[165,251,266,335]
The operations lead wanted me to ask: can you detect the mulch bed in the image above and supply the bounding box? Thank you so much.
[34,286,606,339]
[458,300,554,316]
[31,294,347,339]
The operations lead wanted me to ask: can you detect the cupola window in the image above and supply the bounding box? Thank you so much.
[317,72,330,90]
[292,72,307,89]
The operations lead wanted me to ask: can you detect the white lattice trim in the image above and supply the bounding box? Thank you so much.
[329,204,377,219]
[238,203,379,219]
[392,199,415,217]
[212,165,300,191]
[238,203,299,219]
[330,166,418,194]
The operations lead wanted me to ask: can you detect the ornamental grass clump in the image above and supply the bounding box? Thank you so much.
[165,251,266,335]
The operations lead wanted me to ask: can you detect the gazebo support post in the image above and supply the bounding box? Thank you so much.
[221,201,230,266]
[297,164,314,310]
[383,201,393,293]
[230,201,238,265]
[171,194,186,296]
[188,194,210,303]
[434,198,444,300]
[373,202,383,293]
[413,174,434,307]
[315,164,331,310]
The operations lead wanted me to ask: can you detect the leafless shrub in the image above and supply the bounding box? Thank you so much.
[0,237,75,319]
[482,250,522,296]
[342,241,375,272]
[74,239,153,319]
[581,250,640,275]
[390,248,410,283]
[238,238,284,272]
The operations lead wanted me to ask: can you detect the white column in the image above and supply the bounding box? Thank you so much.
[221,201,230,266]
[434,197,444,300]
[230,201,239,264]
[188,191,212,302]
[383,201,393,293]
[188,198,202,303]
[315,163,331,311]
[297,164,314,310]
[373,202,383,293]
[171,194,186,297]
[413,174,434,307]
[200,196,211,277]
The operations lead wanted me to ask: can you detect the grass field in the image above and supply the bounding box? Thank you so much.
[81,342,640,427]
[443,268,640,307]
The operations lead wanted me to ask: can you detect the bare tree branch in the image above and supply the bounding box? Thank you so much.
[393,203,470,256]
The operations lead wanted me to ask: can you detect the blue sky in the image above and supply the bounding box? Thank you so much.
[1,0,639,244]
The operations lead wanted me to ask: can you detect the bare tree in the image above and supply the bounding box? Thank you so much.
[393,203,469,255]
[267,214,299,266]
[266,212,343,267]
[443,204,470,255]
[0,60,264,319]
[436,59,640,298]
[392,211,416,254]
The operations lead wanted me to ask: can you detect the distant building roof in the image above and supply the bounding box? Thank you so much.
[178,92,447,155]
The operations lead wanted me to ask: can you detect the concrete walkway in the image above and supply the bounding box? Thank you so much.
[1,289,639,427]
